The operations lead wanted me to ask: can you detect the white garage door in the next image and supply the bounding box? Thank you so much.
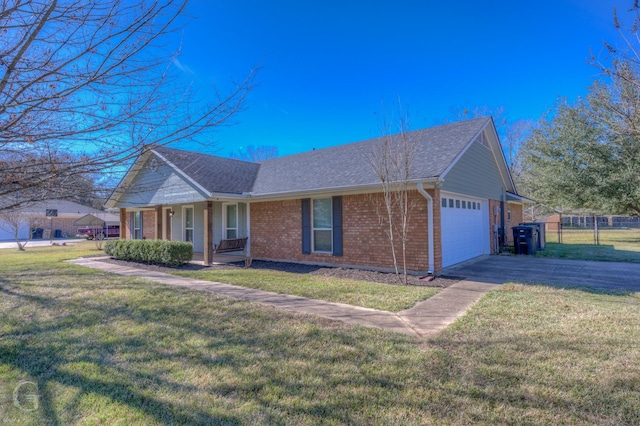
[0,221,30,241]
[441,193,489,268]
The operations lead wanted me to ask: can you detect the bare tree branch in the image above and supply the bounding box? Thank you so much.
[0,0,257,210]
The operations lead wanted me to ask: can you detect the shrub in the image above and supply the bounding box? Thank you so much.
[105,239,193,266]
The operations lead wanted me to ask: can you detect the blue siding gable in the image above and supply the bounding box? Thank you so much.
[440,140,505,200]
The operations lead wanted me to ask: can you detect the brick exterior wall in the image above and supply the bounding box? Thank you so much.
[250,190,435,273]
[142,210,156,239]
[505,202,523,246]
[43,217,76,238]
[488,199,501,253]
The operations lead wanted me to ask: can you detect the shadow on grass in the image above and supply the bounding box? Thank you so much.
[2,259,640,424]
[0,268,418,424]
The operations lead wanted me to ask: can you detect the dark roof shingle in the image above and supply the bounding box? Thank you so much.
[251,117,490,195]
[153,117,490,197]
[153,146,260,195]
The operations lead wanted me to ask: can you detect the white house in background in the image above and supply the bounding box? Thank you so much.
[0,200,101,241]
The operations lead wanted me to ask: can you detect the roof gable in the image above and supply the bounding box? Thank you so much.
[153,147,260,195]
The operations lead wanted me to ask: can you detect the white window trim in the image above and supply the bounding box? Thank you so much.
[222,203,238,240]
[131,211,142,240]
[162,207,173,240]
[182,205,194,243]
[312,197,333,253]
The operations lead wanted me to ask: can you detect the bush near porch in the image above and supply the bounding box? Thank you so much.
[105,239,193,266]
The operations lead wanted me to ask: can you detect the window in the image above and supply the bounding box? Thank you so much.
[312,198,332,252]
[456,199,460,208]
[132,211,142,239]
[449,199,454,208]
[184,206,193,243]
[472,202,476,210]
[507,205,512,221]
[442,198,447,208]
[225,204,238,239]
[462,200,466,209]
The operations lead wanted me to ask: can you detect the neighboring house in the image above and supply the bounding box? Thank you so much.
[106,117,532,274]
[0,200,101,240]
[74,213,121,239]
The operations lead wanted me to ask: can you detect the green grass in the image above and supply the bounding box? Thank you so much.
[1,242,640,424]
[538,228,640,262]
[173,268,439,312]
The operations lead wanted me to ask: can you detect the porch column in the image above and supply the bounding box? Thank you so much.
[119,208,127,240]
[204,201,213,265]
[155,205,163,240]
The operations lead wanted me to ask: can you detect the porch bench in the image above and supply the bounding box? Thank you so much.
[214,237,248,254]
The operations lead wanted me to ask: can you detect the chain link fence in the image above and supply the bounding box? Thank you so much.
[544,216,640,245]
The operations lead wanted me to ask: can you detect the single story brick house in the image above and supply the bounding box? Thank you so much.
[106,117,532,274]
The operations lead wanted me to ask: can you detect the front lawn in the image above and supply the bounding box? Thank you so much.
[539,228,640,262]
[1,243,639,424]
[173,267,439,312]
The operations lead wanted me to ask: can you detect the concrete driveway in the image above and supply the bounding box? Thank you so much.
[443,255,640,292]
[0,239,86,249]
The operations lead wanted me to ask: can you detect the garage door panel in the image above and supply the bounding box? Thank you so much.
[441,194,488,268]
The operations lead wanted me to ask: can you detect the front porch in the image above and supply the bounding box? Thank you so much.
[118,200,250,266]
[190,252,247,266]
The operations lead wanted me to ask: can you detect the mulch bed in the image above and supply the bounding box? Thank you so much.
[99,257,458,288]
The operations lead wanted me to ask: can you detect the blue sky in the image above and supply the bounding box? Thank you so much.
[174,0,627,157]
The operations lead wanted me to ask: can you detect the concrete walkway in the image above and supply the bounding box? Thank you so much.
[68,257,497,338]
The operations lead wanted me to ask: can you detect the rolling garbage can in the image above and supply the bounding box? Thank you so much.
[513,226,538,255]
[31,228,43,239]
[519,222,546,250]
[54,229,62,238]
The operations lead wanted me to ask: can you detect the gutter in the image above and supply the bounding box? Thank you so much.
[417,182,435,275]
[246,177,441,201]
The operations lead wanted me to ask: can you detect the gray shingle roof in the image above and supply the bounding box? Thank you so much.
[154,117,490,197]
[252,117,490,195]
[153,146,260,195]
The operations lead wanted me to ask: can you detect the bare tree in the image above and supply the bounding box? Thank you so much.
[0,210,44,250]
[0,0,257,211]
[367,108,418,284]
[229,145,279,162]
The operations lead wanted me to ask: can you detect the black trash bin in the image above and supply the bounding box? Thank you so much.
[54,229,62,238]
[513,226,538,255]
[31,228,43,239]
[519,222,546,250]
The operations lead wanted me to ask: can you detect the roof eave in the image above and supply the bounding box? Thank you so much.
[247,177,441,201]
[506,192,536,204]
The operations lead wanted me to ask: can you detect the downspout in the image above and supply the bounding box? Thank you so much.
[417,182,435,275]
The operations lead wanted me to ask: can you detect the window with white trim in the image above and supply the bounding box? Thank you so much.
[312,198,332,252]
[184,206,194,243]
[225,204,238,239]
[132,211,142,239]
